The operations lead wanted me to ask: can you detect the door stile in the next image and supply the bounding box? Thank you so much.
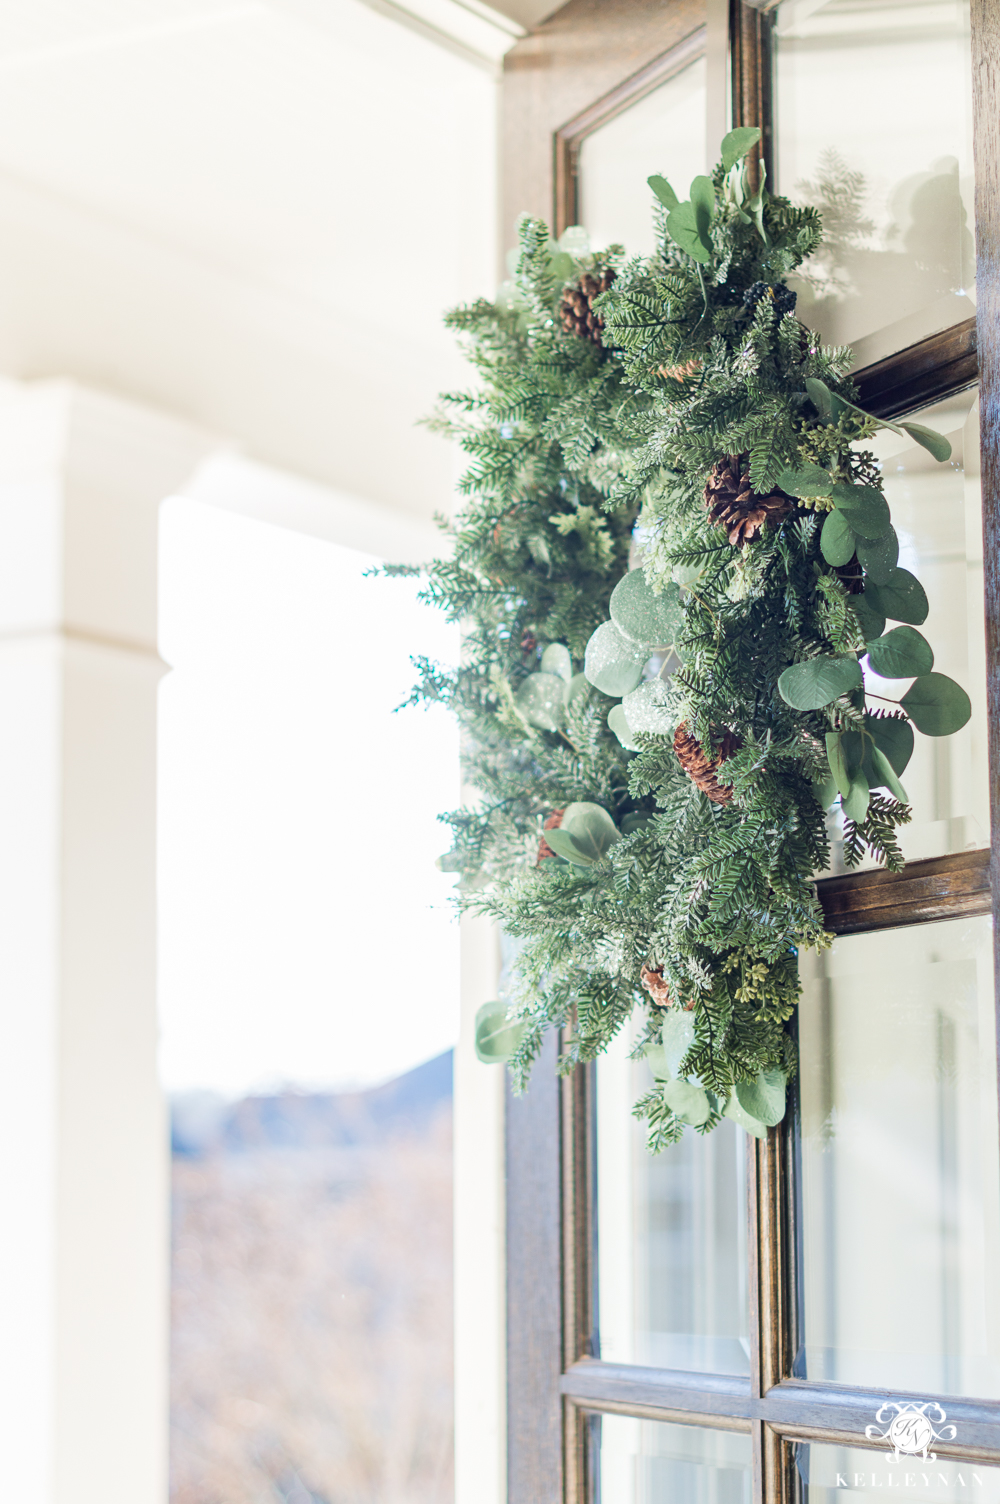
[561,1049,597,1503]
[729,0,775,185]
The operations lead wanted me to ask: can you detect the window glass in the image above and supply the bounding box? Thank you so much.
[824,387,988,871]
[596,1025,749,1374]
[797,1439,1000,1504]
[577,56,707,258]
[774,0,974,366]
[600,1415,752,1504]
[797,915,1000,1397]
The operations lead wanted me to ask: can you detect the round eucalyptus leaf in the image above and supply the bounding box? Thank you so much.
[560,801,621,861]
[777,653,863,711]
[584,620,648,696]
[865,568,929,626]
[865,625,933,680]
[643,1043,670,1081]
[842,768,870,823]
[869,745,908,803]
[620,812,652,835]
[724,1095,768,1139]
[474,1002,526,1064]
[540,643,572,681]
[864,712,914,776]
[608,703,640,752]
[849,594,886,641]
[622,679,675,736]
[663,1078,712,1127]
[900,673,973,736]
[515,672,567,732]
[814,772,840,811]
[856,527,899,586]
[776,464,832,499]
[565,672,590,706]
[829,482,891,539]
[820,508,856,566]
[610,570,683,648]
[543,828,594,866]
[734,1069,786,1127]
[898,420,952,463]
[661,1009,695,1078]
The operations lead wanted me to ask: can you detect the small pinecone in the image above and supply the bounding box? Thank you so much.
[703,454,794,546]
[520,631,538,655]
[640,965,671,1007]
[835,553,864,594]
[674,723,741,805]
[537,808,565,864]
[560,268,616,346]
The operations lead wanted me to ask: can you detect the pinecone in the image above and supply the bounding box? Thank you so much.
[640,965,671,1007]
[559,268,616,346]
[673,723,741,804]
[537,808,565,864]
[835,553,864,594]
[703,454,794,546]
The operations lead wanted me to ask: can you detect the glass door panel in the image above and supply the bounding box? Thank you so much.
[797,915,1000,1396]
[596,1027,749,1373]
[600,1415,752,1504]
[577,55,707,258]
[773,0,974,365]
[797,1440,1000,1503]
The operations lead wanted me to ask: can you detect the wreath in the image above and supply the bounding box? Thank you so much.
[397,128,970,1146]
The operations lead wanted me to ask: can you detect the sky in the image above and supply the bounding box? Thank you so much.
[157,496,461,1099]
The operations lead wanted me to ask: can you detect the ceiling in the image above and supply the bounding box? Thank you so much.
[0,0,553,522]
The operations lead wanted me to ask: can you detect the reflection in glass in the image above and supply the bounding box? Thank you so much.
[596,1027,749,1374]
[577,57,707,259]
[825,387,988,871]
[600,1415,752,1504]
[798,916,1000,1397]
[774,0,974,363]
[798,1440,1000,1504]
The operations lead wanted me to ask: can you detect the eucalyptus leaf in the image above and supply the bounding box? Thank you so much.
[724,1095,768,1139]
[611,569,683,647]
[546,250,576,282]
[620,812,652,835]
[643,1043,670,1081]
[560,801,621,861]
[778,653,863,711]
[849,594,886,641]
[734,1070,786,1127]
[820,508,856,566]
[663,1078,712,1127]
[622,679,675,736]
[689,175,717,242]
[474,1001,526,1064]
[584,620,647,696]
[515,672,566,732]
[865,568,929,626]
[647,174,679,210]
[898,421,952,462]
[608,703,640,752]
[776,464,833,499]
[666,201,712,264]
[870,745,908,803]
[900,673,973,736]
[565,672,590,706]
[842,769,871,823]
[662,1009,696,1078]
[856,527,899,585]
[865,712,914,775]
[542,827,594,865]
[814,771,840,810]
[540,643,572,681]
[746,161,769,243]
[830,482,891,540]
[865,625,933,679]
[804,376,837,422]
[720,126,762,172]
[825,732,851,799]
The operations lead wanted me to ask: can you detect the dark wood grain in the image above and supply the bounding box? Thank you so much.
[970,0,1000,1176]
[560,1054,596,1502]
[506,1029,563,1504]
[816,849,991,934]
[729,0,773,188]
[553,26,706,235]
[852,317,978,418]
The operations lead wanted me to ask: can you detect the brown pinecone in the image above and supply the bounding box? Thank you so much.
[673,723,741,804]
[640,965,671,1007]
[835,553,864,594]
[537,808,565,864]
[703,454,794,545]
[559,268,616,346]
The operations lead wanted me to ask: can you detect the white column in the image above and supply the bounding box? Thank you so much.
[0,379,213,1504]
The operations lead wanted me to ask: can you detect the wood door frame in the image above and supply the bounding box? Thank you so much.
[502,2,1000,1500]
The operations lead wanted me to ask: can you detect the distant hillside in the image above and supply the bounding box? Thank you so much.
[171,1050,453,1157]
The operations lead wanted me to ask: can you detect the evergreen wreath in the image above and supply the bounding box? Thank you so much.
[397,127,971,1147]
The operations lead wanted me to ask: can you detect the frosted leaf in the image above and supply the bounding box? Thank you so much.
[559,225,591,255]
[583,620,647,696]
[540,643,573,681]
[610,569,683,648]
[515,672,566,732]
[622,679,675,736]
[608,704,639,751]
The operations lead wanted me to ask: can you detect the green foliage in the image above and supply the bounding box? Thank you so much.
[401,141,967,1150]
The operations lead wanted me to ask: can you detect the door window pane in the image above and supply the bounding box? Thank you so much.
[774,0,974,365]
[596,1027,749,1374]
[798,915,1000,1397]
[578,56,707,258]
[826,387,988,871]
[798,1440,1000,1504]
[600,1415,752,1504]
